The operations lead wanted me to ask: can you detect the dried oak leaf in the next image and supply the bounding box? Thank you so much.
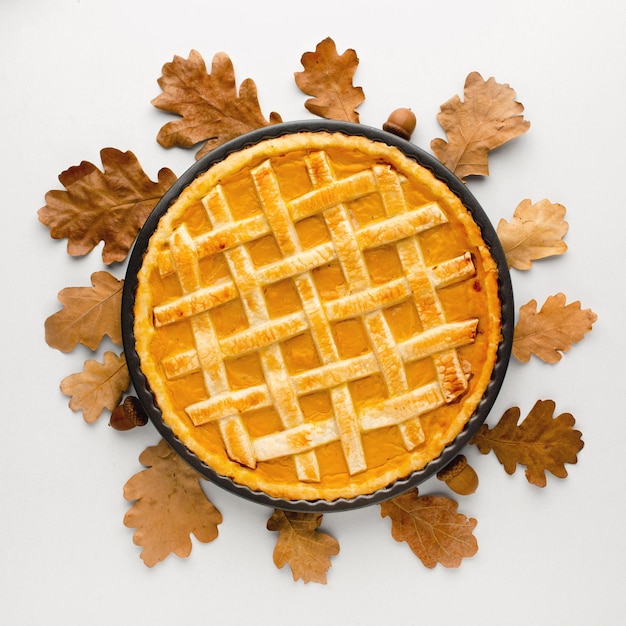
[38,148,177,264]
[380,489,477,568]
[431,72,530,180]
[45,271,123,353]
[497,199,568,270]
[295,37,364,123]
[152,49,282,160]
[472,400,584,487]
[267,509,340,584]
[124,439,222,567]
[60,351,130,423]
[513,293,597,363]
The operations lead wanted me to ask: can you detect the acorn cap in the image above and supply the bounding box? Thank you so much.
[436,455,479,496]
[382,108,417,140]
[109,396,148,431]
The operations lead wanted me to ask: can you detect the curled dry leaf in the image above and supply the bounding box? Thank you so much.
[497,199,568,270]
[431,72,530,180]
[60,351,130,423]
[513,293,597,363]
[124,439,222,567]
[267,509,339,584]
[38,148,177,264]
[295,37,365,123]
[45,271,123,353]
[152,49,282,160]
[472,400,584,487]
[380,489,478,568]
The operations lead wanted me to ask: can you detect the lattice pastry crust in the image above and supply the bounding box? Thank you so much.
[134,131,502,502]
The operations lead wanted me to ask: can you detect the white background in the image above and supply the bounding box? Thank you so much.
[2,1,625,624]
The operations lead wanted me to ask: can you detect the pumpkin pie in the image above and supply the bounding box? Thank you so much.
[132,128,503,503]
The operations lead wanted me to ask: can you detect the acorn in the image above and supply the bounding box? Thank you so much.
[109,396,148,431]
[436,455,479,496]
[382,108,417,140]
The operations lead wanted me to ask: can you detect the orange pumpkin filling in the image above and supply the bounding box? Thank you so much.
[133,131,502,502]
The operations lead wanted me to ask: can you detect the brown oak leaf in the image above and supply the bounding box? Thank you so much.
[124,439,222,567]
[60,351,130,423]
[267,509,339,584]
[472,400,584,487]
[380,489,478,568]
[295,37,365,123]
[431,72,530,180]
[38,148,177,264]
[45,271,123,353]
[152,50,282,160]
[497,199,568,270]
[513,293,597,363]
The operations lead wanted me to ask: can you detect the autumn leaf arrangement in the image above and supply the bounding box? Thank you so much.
[39,37,596,583]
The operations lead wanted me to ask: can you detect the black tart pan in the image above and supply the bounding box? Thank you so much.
[122,120,514,512]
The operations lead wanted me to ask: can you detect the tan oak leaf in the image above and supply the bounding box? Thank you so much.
[472,400,584,487]
[380,489,478,568]
[38,148,177,264]
[267,509,339,584]
[45,271,123,353]
[497,199,568,270]
[295,37,364,123]
[513,293,597,363]
[152,50,281,159]
[60,351,129,423]
[431,72,530,179]
[124,439,222,567]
